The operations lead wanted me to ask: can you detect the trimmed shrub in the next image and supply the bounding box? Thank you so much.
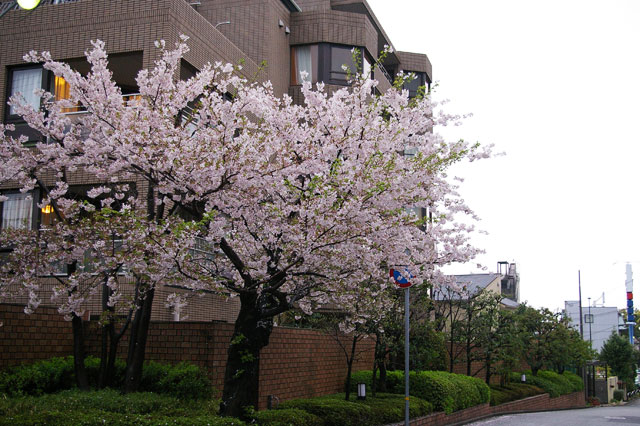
[489,384,544,406]
[511,370,582,398]
[562,371,584,392]
[318,393,433,424]
[349,370,489,414]
[350,370,404,394]
[278,398,374,426]
[253,408,323,426]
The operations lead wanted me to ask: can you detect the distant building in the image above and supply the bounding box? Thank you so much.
[564,301,621,352]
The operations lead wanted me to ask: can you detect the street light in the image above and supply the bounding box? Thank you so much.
[17,0,41,9]
[1,0,42,19]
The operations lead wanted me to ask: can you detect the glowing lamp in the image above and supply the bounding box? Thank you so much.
[357,382,366,400]
[41,204,53,214]
[17,0,41,10]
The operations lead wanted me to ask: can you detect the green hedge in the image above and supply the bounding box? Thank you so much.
[510,370,583,398]
[348,370,489,414]
[489,384,545,406]
[562,371,584,392]
[278,398,374,426]
[276,393,431,426]
[0,357,212,399]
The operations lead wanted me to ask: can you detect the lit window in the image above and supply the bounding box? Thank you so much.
[9,67,43,115]
[0,192,34,230]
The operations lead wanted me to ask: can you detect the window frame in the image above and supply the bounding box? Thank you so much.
[0,189,39,231]
[5,64,50,123]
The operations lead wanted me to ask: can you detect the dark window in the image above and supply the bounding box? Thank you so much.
[330,45,357,82]
[403,71,427,98]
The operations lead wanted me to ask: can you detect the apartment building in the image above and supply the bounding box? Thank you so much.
[0,0,432,322]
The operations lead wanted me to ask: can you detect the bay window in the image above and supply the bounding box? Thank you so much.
[291,43,371,86]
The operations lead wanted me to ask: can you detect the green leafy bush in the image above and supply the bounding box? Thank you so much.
[613,389,624,402]
[489,384,544,406]
[140,361,212,400]
[0,357,75,397]
[0,357,212,399]
[253,408,323,426]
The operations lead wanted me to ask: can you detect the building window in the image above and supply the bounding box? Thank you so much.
[329,45,358,82]
[0,192,34,230]
[8,67,44,116]
[291,45,318,85]
[403,71,427,98]
[291,44,370,86]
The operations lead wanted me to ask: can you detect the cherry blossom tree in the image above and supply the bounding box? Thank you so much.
[0,37,489,417]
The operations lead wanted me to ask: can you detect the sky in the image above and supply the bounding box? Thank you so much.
[367,0,640,312]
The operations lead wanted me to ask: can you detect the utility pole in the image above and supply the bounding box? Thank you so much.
[579,270,584,339]
[626,264,635,345]
[588,297,592,348]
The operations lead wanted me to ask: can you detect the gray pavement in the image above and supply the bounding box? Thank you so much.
[465,399,640,426]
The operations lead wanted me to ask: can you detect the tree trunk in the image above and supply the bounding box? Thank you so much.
[344,334,358,401]
[98,278,114,388]
[466,338,472,376]
[124,285,155,393]
[379,360,388,392]
[220,291,274,418]
[484,353,492,384]
[72,313,89,390]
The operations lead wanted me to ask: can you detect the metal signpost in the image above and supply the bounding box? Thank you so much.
[390,267,412,426]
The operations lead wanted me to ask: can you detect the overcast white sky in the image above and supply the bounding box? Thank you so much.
[368,0,640,312]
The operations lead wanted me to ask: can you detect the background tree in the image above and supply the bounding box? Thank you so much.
[468,292,519,384]
[600,332,637,389]
[548,320,593,374]
[1,38,490,418]
[431,283,468,372]
[513,305,563,376]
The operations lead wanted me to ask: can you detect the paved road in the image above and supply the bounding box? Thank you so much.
[466,399,640,425]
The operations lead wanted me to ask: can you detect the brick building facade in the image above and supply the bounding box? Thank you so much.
[0,0,432,324]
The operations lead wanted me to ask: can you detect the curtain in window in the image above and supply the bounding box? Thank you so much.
[9,68,42,115]
[294,46,312,84]
[1,193,33,229]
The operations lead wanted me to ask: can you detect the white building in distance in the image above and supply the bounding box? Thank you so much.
[564,301,621,352]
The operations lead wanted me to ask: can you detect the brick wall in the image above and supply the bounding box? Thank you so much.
[387,391,586,426]
[0,303,374,410]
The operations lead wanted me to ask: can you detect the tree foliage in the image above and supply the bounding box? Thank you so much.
[0,38,489,416]
[600,332,637,388]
